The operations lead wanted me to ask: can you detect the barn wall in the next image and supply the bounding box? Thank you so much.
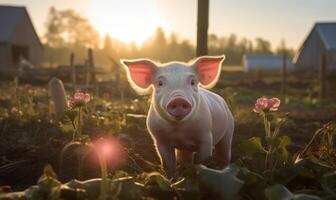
[243,56,295,72]
[10,12,43,67]
[327,50,336,70]
[0,43,11,68]
[296,29,326,70]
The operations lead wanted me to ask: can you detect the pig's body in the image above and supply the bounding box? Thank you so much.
[122,56,234,176]
[147,88,234,173]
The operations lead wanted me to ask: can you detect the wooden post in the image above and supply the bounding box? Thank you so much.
[319,53,326,99]
[85,59,90,92]
[88,48,96,84]
[281,53,287,96]
[49,78,68,119]
[70,53,76,90]
[196,0,209,56]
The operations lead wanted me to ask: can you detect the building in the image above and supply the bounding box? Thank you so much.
[243,55,294,72]
[0,5,43,70]
[294,22,336,70]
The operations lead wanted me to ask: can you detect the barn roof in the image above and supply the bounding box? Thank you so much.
[315,23,336,50]
[0,5,42,46]
[293,22,336,63]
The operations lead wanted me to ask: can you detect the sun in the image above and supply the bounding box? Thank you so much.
[88,0,164,46]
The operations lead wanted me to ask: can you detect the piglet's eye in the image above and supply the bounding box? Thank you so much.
[158,80,163,86]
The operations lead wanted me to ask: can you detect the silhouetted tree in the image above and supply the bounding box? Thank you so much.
[103,34,113,54]
[276,39,294,57]
[254,38,272,55]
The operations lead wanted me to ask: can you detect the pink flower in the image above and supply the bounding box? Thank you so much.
[68,92,91,108]
[253,97,280,113]
[267,98,281,111]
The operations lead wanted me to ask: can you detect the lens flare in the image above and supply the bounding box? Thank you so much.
[93,137,125,165]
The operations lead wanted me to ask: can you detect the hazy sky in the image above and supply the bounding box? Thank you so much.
[1,0,336,50]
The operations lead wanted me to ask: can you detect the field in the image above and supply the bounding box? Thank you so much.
[0,69,336,199]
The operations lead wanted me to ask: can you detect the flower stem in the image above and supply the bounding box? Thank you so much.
[263,114,269,137]
[71,119,77,141]
[98,155,108,200]
[78,107,81,138]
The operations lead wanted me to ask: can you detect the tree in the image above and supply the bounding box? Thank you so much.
[103,34,113,54]
[254,38,272,55]
[167,33,179,60]
[43,7,100,65]
[141,27,168,61]
[44,7,99,48]
[44,7,63,48]
[276,39,294,57]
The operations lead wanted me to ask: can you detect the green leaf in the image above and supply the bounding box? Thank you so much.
[64,109,78,122]
[59,121,75,133]
[37,165,61,198]
[238,167,268,199]
[264,184,321,200]
[144,172,172,192]
[172,177,202,200]
[274,136,292,164]
[276,136,292,149]
[65,178,102,199]
[111,177,145,200]
[321,171,336,198]
[112,170,129,179]
[265,184,292,200]
[196,164,244,200]
[239,137,267,157]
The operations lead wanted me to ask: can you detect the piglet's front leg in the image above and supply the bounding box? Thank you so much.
[155,141,176,177]
[194,135,213,164]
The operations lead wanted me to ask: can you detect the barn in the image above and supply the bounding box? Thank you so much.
[243,55,295,72]
[294,22,336,70]
[0,5,43,70]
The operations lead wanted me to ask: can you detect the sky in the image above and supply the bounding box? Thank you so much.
[1,0,336,50]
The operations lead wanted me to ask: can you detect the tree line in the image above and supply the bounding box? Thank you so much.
[43,7,295,68]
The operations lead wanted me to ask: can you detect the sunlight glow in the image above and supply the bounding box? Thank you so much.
[88,0,164,45]
[92,137,125,168]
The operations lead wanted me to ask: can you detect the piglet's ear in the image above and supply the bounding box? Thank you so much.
[192,55,225,88]
[121,59,157,94]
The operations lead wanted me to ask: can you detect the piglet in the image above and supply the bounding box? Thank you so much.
[121,56,234,176]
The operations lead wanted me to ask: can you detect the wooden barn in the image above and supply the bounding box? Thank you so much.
[243,55,294,72]
[0,5,43,70]
[294,22,336,70]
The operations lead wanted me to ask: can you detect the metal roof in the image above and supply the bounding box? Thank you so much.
[315,23,336,50]
[0,6,25,42]
[293,22,336,63]
[0,5,41,46]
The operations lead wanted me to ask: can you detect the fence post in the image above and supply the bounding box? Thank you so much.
[319,54,326,99]
[88,48,96,84]
[49,78,68,119]
[196,0,209,56]
[281,53,287,96]
[85,59,90,92]
[70,53,76,90]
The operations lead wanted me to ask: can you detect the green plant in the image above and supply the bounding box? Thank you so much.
[239,97,290,181]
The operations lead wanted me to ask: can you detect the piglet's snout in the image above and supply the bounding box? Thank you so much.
[166,97,192,119]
